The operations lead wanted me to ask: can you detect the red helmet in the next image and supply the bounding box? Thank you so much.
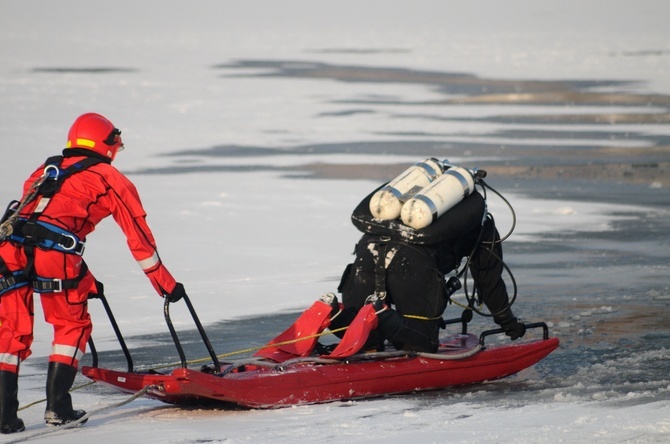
[66,113,124,161]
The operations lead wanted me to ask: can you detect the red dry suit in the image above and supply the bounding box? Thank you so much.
[0,150,177,372]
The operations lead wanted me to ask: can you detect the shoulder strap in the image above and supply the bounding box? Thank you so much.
[34,155,64,197]
[38,155,104,198]
[374,240,388,298]
[26,154,106,224]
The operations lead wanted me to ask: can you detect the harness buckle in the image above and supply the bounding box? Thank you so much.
[51,279,63,292]
[0,276,16,291]
[34,278,62,293]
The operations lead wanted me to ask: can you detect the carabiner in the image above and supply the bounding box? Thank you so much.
[57,234,78,251]
[43,164,61,180]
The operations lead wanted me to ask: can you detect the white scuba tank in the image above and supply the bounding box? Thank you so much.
[369,158,444,220]
[400,166,475,230]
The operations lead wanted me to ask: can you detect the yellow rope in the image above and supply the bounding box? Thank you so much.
[176,300,478,367]
[449,298,483,311]
[146,325,350,371]
[402,297,484,321]
[402,314,442,321]
[115,302,484,373]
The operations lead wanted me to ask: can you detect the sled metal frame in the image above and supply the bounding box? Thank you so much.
[164,294,221,372]
[443,307,550,348]
[89,293,221,374]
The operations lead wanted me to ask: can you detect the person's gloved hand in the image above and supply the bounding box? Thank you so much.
[88,280,105,299]
[500,317,526,340]
[165,282,186,303]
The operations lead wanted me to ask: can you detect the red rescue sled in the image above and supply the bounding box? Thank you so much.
[82,296,559,409]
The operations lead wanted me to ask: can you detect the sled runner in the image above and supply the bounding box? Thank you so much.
[82,296,559,409]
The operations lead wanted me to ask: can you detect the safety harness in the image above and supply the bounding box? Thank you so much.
[364,236,448,322]
[0,154,105,296]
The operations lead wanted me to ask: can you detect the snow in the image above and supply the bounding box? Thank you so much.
[1,0,670,442]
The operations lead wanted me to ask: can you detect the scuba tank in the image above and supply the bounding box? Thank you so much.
[400,166,475,230]
[369,158,444,220]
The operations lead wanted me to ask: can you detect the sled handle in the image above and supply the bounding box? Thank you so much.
[478,322,550,347]
[87,337,98,368]
[101,292,134,372]
[89,291,134,372]
[164,297,187,368]
[164,294,221,372]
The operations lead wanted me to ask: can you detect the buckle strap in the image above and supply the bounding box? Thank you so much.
[0,256,30,296]
[33,278,67,293]
[0,272,30,294]
[33,261,89,293]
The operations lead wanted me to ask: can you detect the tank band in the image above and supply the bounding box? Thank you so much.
[382,185,403,199]
[413,194,439,223]
[446,169,472,197]
[415,161,440,181]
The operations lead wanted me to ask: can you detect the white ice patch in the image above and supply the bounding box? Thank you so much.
[486,193,668,242]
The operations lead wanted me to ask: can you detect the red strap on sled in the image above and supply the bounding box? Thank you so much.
[325,304,379,358]
[254,300,333,362]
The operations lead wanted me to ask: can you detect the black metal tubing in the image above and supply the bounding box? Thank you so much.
[90,293,134,372]
[164,294,221,372]
[164,297,187,368]
[87,337,98,368]
[478,322,550,347]
[101,293,134,372]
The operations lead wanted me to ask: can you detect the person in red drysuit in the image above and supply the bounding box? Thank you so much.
[0,113,187,433]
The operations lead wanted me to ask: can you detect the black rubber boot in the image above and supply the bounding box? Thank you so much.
[44,362,87,426]
[0,370,25,434]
